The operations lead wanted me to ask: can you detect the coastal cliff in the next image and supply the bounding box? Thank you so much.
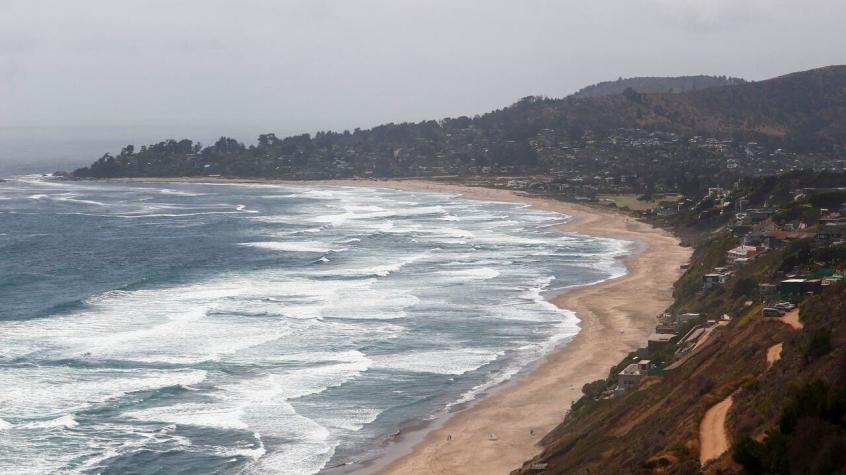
[514,172,846,474]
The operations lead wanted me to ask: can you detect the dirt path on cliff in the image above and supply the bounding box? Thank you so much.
[781,308,802,330]
[700,394,734,464]
[701,308,801,465]
[766,342,783,367]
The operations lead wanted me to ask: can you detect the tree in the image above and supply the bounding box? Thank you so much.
[258,133,279,148]
[623,87,642,104]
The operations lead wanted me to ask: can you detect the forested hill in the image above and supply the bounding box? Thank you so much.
[72,66,846,183]
[571,75,746,98]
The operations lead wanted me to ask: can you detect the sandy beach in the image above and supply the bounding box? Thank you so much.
[317,180,691,474]
[113,177,691,474]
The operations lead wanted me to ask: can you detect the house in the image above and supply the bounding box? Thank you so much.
[745,220,779,245]
[617,360,652,390]
[733,224,753,237]
[679,327,706,346]
[765,231,816,248]
[816,227,846,243]
[818,214,846,226]
[656,205,679,217]
[655,322,679,334]
[780,278,805,296]
[703,273,728,289]
[780,278,823,297]
[804,279,823,294]
[707,187,725,198]
[747,208,776,222]
[676,313,701,324]
[528,463,549,474]
[506,180,529,189]
[727,245,763,264]
[759,283,779,300]
[647,333,675,354]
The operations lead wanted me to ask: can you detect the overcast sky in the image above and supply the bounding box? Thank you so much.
[1,0,844,170]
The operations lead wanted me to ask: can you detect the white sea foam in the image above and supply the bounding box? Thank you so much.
[307,205,449,227]
[212,441,267,460]
[159,188,207,197]
[436,267,500,280]
[126,352,373,474]
[125,404,249,430]
[319,407,381,432]
[2,180,633,474]
[373,349,501,375]
[321,252,429,278]
[0,366,208,419]
[18,414,79,429]
[116,211,250,218]
[444,313,580,411]
[445,363,523,411]
[53,193,107,206]
[242,277,419,320]
[248,215,301,224]
[239,241,341,254]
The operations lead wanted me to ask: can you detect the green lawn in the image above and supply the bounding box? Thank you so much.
[597,193,682,211]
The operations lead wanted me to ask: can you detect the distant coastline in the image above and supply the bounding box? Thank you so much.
[109,176,690,474]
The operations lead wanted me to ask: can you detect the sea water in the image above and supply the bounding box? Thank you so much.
[0,176,629,474]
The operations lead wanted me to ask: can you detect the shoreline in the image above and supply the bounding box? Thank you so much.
[106,177,691,474]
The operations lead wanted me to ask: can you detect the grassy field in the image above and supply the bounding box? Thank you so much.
[597,193,683,211]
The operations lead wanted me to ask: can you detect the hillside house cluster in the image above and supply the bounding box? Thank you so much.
[615,312,729,393]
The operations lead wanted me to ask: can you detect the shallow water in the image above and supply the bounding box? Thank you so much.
[0,177,629,474]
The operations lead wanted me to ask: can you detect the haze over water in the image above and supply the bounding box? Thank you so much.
[0,177,628,474]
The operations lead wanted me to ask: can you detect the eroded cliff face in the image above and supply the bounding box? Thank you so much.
[514,260,846,475]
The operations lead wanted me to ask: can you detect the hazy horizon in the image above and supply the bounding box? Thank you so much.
[2,0,845,174]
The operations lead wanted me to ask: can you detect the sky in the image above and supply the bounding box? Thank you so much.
[1,0,844,173]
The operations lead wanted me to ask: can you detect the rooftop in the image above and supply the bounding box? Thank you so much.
[619,363,644,376]
[648,333,675,342]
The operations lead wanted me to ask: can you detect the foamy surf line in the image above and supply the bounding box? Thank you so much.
[263,183,625,474]
[297,180,688,475]
[13,176,640,475]
[257,180,649,474]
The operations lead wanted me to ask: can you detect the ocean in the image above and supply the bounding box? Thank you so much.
[0,176,629,474]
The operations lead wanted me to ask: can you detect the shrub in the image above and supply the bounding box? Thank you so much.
[733,431,790,474]
[803,329,832,364]
[734,381,846,474]
[732,277,759,298]
[582,379,607,399]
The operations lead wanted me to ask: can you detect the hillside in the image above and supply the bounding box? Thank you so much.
[71,66,846,185]
[528,66,846,147]
[571,75,746,98]
[513,171,846,474]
